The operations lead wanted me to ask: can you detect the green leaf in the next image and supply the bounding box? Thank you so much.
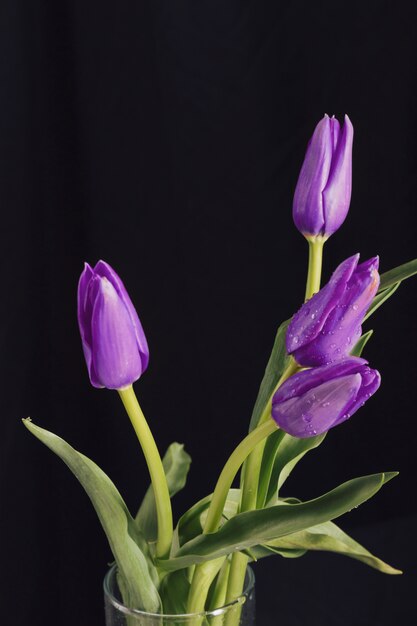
[265,432,326,504]
[176,489,241,548]
[247,543,306,560]
[159,569,191,614]
[351,330,374,357]
[256,430,285,508]
[379,258,417,291]
[159,472,397,571]
[365,282,400,322]
[23,419,161,612]
[259,520,401,574]
[249,320,291,431]
[136,442,191,542]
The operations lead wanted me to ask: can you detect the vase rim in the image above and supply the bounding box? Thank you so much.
[103,563,255,620]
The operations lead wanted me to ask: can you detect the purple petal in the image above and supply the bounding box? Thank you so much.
[344,368,381,418]
[272,373,362,438]
[329,116,341,151]
[77,264,101,386]
[90,277,143,389]
[300,256,379,364]
[292,116,334,236]
[94,260,149,372]
[322,115,354,236]
[287,254,359,357]
[273,357,367,405]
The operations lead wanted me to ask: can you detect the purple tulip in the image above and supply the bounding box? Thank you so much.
[271,357,380,438]
[77,260,149,389]
[287,254,379,367]
[293,114,353,239]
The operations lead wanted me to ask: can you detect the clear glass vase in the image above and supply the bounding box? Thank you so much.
[104,565,256,626]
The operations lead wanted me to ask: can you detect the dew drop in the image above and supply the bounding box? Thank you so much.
[330,343,337,349]
[352,304,359,311]
[321,401,330,408]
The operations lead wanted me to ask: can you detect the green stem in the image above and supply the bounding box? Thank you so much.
[186,557,225,616]
[208,559,231,611]
[187,418,278,614]
[118,385,173,559]
[203,419,278,534]
[224,552,248,625]
[223,358,299,622]
[239,357,299,513]
[305,236,326,301]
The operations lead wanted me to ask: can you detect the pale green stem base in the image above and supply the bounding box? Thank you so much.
[118,386,173,559]
[224,552,248,626]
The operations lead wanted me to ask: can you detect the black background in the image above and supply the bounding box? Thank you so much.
[1,1,416,625]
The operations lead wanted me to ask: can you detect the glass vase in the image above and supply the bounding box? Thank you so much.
[104,564,256,626]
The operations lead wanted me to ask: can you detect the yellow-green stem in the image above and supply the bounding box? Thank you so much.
[223,235,326,620]
[187,418,278,614]
[203,419,278,534]
[224,552,248,626]
[118,385,173,559]
[239,357,299,513]
[305,235,326,301]
[223,358,299,624]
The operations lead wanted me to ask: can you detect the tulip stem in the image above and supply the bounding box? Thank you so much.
[203,418,278,534]
[118,385,173,559]
[187,418,277,614]
[221,358,299,622]
[305,236,326,301]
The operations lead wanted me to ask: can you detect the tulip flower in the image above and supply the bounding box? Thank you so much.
[271,357,380,438]
[77,260,149,389]
[287,254,379,367]
[293,114,353,239]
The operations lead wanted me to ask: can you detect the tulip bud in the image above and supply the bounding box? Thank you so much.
[287,254,379,367]
[77,260,149,389]
[271,357,380,438]
[293,114,353,239]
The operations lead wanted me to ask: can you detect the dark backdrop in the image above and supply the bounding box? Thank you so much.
[1,1,416,625]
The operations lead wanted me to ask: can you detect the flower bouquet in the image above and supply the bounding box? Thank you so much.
[24,115,417,625]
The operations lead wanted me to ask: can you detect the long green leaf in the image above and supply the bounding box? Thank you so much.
[365,282,400,321]
[136,442,191,541]
[249,320,290,431]
[159,569,191,614]
[378,258,417,291]
[265,432,326,504]
[256,430,285,508]
[351,330,373,357]
[23,419,161,612]
[159,473,397,571]
[253,520,401,574]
